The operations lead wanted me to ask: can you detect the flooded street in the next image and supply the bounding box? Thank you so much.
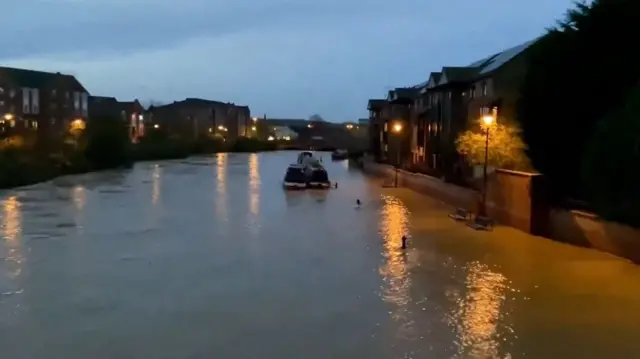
[1,151,640,359]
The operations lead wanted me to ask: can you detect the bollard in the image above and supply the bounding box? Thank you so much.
[401,235,407,249]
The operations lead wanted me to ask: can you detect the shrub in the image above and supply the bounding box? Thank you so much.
[582,84,640,227]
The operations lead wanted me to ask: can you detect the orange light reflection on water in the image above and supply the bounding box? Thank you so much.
[378,195,412,333]
[152,164,162,205]
[2,196,24,279]
[248,153,260,216]
[216,153,228,220]
[447,261,508,358]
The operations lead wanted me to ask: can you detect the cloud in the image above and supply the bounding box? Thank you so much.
[1,0,578,120]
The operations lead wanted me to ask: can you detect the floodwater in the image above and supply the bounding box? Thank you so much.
[1,151,639,359]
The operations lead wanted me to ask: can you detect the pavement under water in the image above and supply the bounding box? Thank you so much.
[1,151,639,359]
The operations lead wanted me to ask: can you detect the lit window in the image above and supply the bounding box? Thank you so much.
[482,83,487,96]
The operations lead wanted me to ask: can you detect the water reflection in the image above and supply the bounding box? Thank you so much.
[1,196,24,280]
[152,164,162,205]
[447,262,509,359]
[248,153,260,216]
[216,153,228,220]
[378,195,412,335]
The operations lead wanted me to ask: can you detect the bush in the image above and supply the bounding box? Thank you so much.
[228,137,276,152]
[84,117,133,169]
[582,84,640,227]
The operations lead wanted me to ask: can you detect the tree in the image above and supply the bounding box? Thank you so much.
[308,114,325,122]
[455,120,529,171]
[84,116,133,169]
[582,84,640,226]
[516,0,640,203]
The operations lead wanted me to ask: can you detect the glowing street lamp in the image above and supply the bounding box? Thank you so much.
[391,121,403,187]
[153,124,160,129]
[3,113,14,121]
[478,108,497,219]
[70,119,86,131]
[251,126,256,131]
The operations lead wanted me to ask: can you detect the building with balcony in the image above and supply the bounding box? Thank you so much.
[367,99,388,160]
[367,38,537,180]
[0,66,89,141]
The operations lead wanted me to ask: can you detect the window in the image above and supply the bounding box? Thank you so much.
[462,91,466,97]
[73,92,80,110]
[22,88,30,114]
[0,100,4,106]
[448,92,452,99]
[51,89,57,96]
[482,83,487,96]
[81,92,88,116]
[9,89,15,98]
[51,117,56,125]
[0,87,4,94]
[32,120,38,129]
[384,122,388,132]
[31,88,39,114]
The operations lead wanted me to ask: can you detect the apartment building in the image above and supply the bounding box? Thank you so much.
[0,66,89,139]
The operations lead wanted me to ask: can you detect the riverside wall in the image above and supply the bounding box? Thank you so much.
[361,160,640,263]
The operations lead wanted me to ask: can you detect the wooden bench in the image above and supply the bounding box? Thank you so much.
[448,208,471,221]
[467,215,494,231]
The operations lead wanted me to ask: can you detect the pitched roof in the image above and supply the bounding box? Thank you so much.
[439,67,479,86]
[475,39,537,76]
[0,66,87,92]
[367,99,387,109]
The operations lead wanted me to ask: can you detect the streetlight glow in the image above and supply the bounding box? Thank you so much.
[392,123,402,133]
[251,126,256,131]
[3,113,14,121]
[153,124,160,129]
[482,115,494,126]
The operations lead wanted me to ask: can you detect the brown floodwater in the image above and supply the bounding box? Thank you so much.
[1,151,639,359]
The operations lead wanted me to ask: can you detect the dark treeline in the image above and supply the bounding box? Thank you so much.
[517,0,640,226]
[0,117,276,189]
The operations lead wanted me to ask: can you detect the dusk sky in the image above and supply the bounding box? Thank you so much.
[2,0,575,121]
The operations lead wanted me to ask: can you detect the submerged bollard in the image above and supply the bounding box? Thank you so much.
[334,182,338,189]
[401,235,407,249]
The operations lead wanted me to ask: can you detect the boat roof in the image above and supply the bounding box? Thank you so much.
[288,163,304,168]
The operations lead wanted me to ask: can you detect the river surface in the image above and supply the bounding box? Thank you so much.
[1,151,640,359]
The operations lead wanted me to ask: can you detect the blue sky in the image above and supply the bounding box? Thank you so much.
[1,0,575,121]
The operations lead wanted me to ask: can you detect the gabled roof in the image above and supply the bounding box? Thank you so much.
[116,99,145,113]
[438,67,479,86]
[476,39,537,76]
[0,66,88,92]
[426,72,442,88]
[367,99,387,110]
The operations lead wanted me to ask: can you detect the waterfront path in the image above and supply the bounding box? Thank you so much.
[1,151,639,359]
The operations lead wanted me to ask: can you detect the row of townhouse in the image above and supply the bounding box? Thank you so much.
[367,39,536,181]
[0,66,253,144]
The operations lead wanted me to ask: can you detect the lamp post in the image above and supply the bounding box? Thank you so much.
[392,122,403,187]
[478,109,496,217]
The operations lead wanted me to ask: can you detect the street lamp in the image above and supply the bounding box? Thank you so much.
[478,109,496,217]
[392,121,403,187]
